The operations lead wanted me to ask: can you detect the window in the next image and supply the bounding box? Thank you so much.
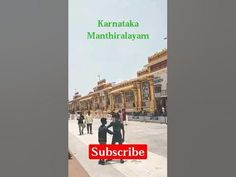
[155,86,162,93]
[125,90,134,102]
[114,94,122,103]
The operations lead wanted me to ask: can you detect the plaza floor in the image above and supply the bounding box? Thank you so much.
[68,153,89,177]
[68,119,167,177]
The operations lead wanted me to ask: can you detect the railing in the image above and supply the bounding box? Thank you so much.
[155,90,168,97]
[127,115,167,123]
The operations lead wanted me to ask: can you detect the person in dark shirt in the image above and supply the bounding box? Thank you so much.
[108,109,116,121]
[77,112,85,135]
[122,108,127,125]
[106,113,125,163]
[98,117,114,165]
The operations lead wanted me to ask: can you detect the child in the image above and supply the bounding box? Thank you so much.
[98,117,114,165]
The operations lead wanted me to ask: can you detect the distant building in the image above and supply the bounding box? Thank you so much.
[69,49,167,116]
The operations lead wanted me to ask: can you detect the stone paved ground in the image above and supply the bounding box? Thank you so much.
[69,119,167,177]
[68,153,90,177]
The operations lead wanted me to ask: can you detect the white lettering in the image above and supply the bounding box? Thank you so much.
[91,147,98,156]
[139,150,145,156]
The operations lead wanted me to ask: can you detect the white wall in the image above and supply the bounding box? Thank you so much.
[154,68,167,91]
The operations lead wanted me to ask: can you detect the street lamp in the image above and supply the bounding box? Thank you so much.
[97,75,101,81]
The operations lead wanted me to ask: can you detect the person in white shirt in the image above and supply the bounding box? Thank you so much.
[162,107,165,116]
[85,111,93,134]
[162,107,167,124]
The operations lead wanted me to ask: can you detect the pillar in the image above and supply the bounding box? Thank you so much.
[136,81,142,111]
[132,88,138,111]
[121,91,125,109]
[148,76,156,113]
[109,93,114,111]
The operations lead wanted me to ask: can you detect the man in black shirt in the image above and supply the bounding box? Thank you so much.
[98,117,114,165]
[77,112,85,135]
[106,113,125,163]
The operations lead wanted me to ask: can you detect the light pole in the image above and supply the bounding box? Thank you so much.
[97,75,101,81]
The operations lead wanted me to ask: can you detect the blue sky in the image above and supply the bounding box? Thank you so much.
[69,0,167,100]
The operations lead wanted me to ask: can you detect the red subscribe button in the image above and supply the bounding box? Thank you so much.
[89,144,148,159]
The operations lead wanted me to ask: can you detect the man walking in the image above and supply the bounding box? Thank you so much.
[85,111,93,134]
[122,108,128,125]
[77,112,85,135]
[162,107,167,124]
[118,110,123,124]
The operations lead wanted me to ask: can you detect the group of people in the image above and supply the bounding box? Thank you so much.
[98,111,125,165]
[76,111,93,135]
[76,109,127,165]
[117,108,128,125]
[76,108,128,135]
